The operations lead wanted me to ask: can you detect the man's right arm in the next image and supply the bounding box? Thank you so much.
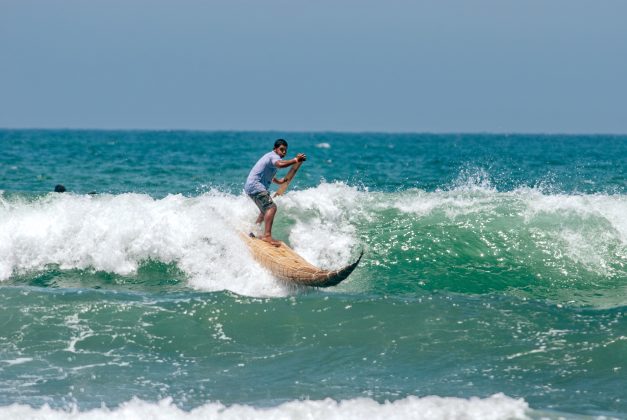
[275,153,307,168]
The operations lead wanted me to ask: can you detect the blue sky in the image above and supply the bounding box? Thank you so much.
[1,0,626,133]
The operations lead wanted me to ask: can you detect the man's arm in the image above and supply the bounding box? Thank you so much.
[275,153,307,169]
[272,177,287,184]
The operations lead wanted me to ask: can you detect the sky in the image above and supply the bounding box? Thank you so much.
[1,0,626,133]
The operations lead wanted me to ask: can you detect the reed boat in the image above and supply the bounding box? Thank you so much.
[241,233,362,287]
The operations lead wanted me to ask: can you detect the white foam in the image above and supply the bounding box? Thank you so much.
[519,189,627,276]
[522,189,627,245]
[1,357,33,366]
[394,169,499,218]
[394,188,498,218]
[0,185,368,296]
[0,394,530,420]
[0,192,285,297]
[279,183,364,269]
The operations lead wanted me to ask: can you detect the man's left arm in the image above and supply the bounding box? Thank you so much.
[273,153,306,184]
[275,153,307,169]
[272,177,287,184]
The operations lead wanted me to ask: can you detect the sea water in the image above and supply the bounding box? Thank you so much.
[0,130,625,419]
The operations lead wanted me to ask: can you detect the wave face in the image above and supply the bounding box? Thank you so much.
[1,130,626,418]
[2,183,625,307]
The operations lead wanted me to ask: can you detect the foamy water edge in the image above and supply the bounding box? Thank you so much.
[0,394,532,420]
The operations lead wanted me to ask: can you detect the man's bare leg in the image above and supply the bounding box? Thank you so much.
[255,211,264,225]
[261,206,281,246]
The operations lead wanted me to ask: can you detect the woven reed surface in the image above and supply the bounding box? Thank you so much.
[241,233,343,286]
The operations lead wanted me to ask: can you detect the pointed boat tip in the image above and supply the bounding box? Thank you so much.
[346,249,364,268]
[316,250,364,288]
[349,250,364,270]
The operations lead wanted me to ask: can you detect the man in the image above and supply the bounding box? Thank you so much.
[244,139,306,246]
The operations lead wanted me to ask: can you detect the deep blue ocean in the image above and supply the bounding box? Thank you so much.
[0,129,625,419]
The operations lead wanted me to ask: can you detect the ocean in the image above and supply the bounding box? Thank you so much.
[0,129,625,419]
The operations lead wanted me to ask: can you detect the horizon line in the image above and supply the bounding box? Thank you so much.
[1,126,627,137]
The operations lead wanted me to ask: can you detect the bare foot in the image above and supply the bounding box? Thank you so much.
[261,235,281,247]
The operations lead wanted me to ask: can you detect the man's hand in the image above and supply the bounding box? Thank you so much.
[276,153,307,169]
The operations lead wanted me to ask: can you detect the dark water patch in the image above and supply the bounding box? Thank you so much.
[5,260,186,292]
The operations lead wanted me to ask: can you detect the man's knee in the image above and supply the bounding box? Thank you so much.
[265,205,277,217]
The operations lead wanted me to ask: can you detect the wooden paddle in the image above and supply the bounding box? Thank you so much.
[274,160,302,197]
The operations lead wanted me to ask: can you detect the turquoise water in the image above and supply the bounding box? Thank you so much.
[0,130,626,419]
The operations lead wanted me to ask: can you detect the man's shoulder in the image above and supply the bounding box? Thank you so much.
[263,151,280,164]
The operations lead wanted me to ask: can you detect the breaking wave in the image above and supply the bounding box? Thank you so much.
[1,181,625,306]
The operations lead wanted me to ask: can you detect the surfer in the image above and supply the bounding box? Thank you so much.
[244,139,306,246]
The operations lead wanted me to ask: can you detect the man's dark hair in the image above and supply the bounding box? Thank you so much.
[274,139,288,149]
[54,184,66,193]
